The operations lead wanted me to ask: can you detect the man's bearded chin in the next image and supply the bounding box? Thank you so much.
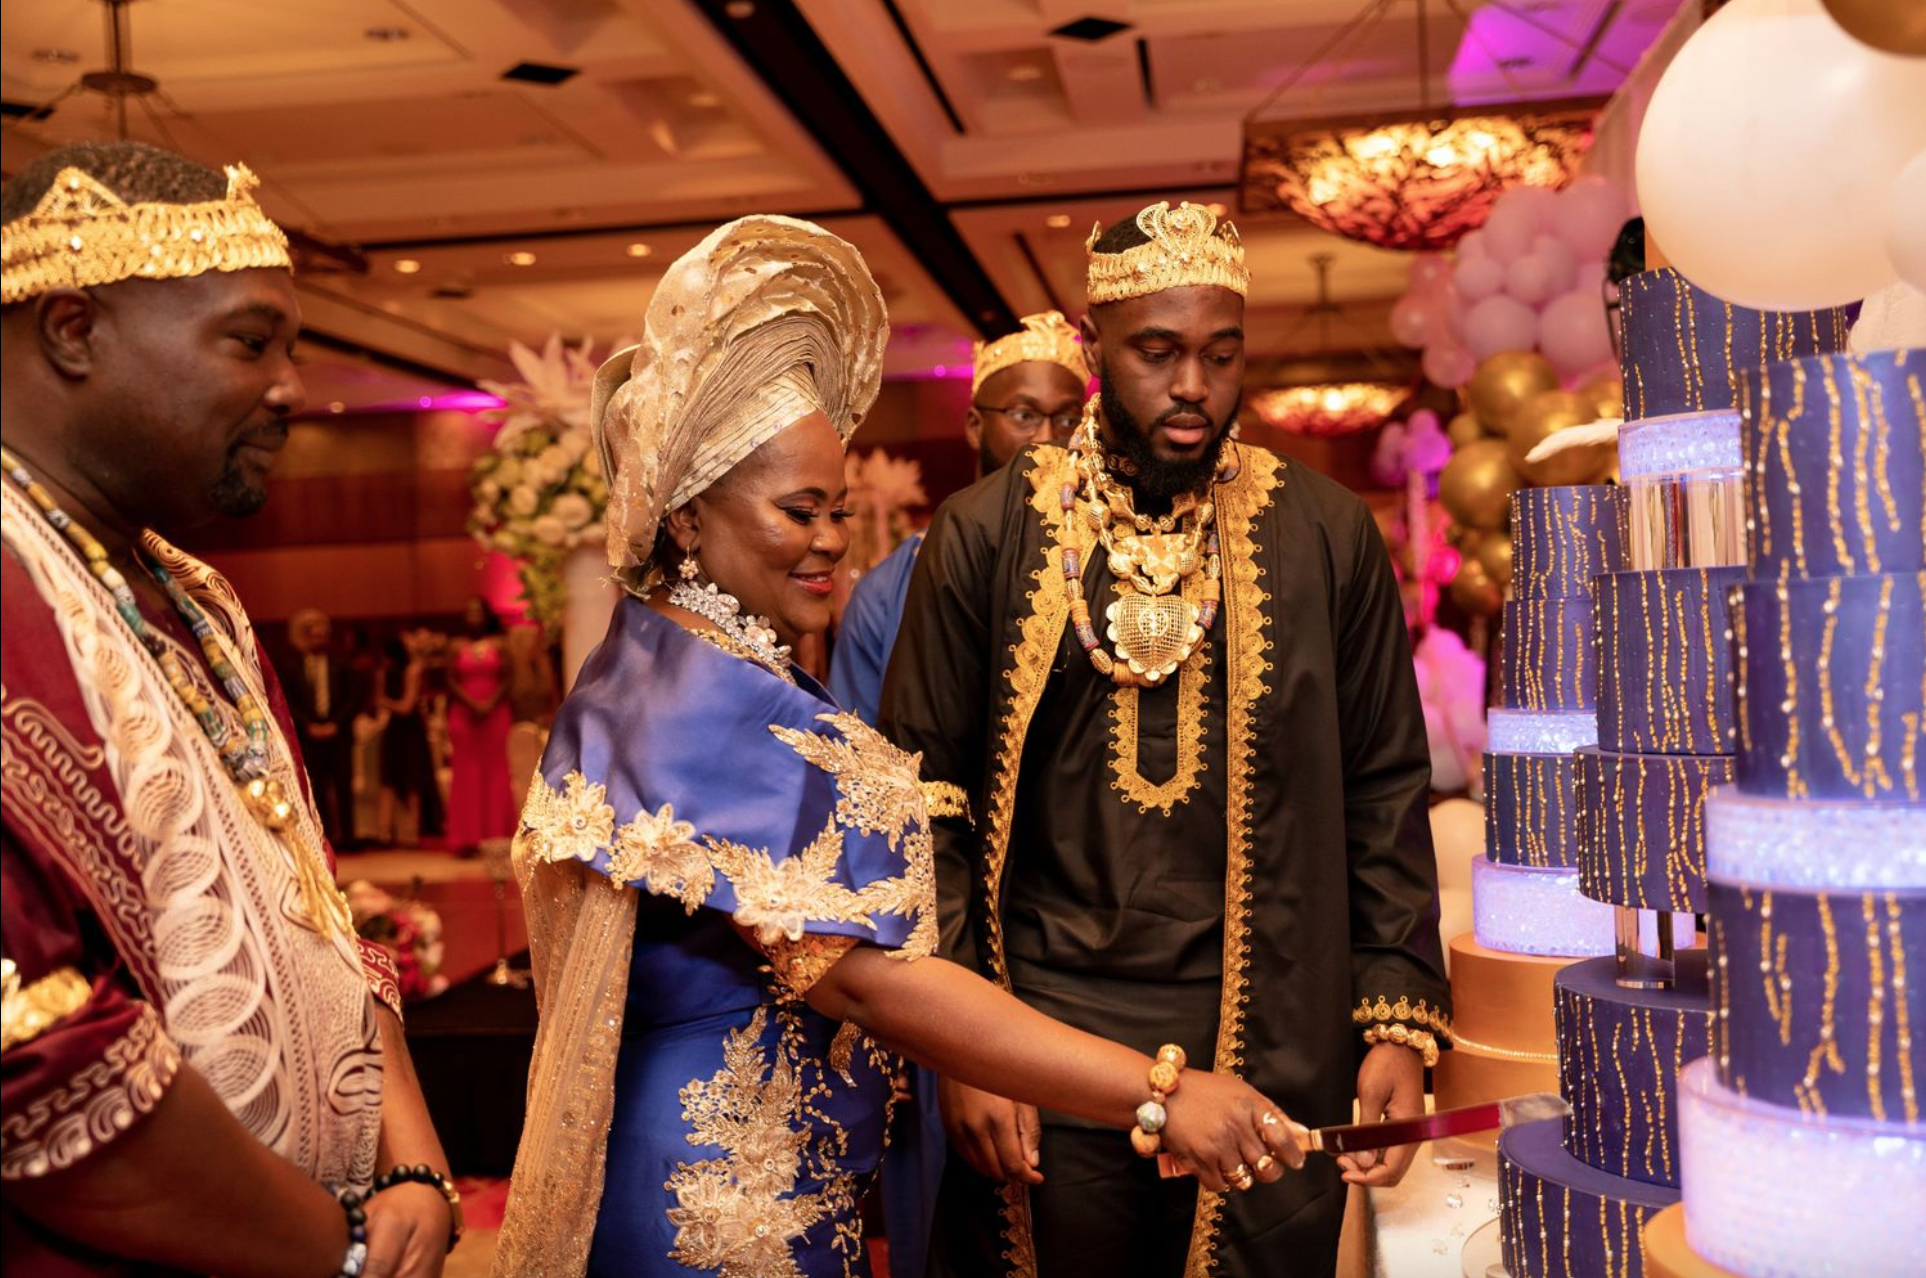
[1097,367,1238,501]
[208,421,287,518]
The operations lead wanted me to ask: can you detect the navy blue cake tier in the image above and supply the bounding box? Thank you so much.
[1576,747,1733,912]
[1512,485,1629,601]
[1740,348,1926,582]
[1730,570,1926,802]
[1556,951,1712,1188]
[1486,750,1584,869]
[1617,268,1855,422]
[1500,1116,1674,1278]
[1500,595,1597,712]
[1707,879,1926,1125]
[1594,567,1745,757]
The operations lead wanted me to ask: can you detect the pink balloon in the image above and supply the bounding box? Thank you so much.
[1484,185,1554,262]
[1389,292,1439,348]
[1456,229,1491,262]
[1537,289,1613,375]
[1422,339,1476,389]
[1551,175,1628,258]
[1408,407,1442,435]
[1504,254,1560,306]
[1407,424,1454,475]
[1573,260,1608,294]
[1531,233,1578,293]
[1455,255,1505,301]
[1410,254,1453,291]
[1461,294,1540,361]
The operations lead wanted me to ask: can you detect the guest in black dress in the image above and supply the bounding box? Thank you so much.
[375,634,444,846]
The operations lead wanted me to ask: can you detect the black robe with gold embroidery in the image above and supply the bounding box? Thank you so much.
[879,441,1451,1277]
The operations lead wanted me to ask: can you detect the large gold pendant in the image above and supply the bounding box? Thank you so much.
[241,775,352,937]
[1105,589,1202,684]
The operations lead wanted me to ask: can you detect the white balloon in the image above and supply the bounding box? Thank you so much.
[1887,149,1926,291]
[1637,0,1926,310]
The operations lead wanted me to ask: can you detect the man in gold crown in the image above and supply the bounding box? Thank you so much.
[829,311,1087,1278]
[1,141,454,1276]
[883,201,1450,1275]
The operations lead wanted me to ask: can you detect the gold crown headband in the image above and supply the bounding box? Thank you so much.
[1086,200,1249,305]
[2,163,291,306]
[972,310,1088,393]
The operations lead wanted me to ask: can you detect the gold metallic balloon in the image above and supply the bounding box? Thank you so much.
[1449,556,1503,616]
[1447,411,1487,447]
[1476,532,1514,592]
[1579,373,1624,422]
[1822,0,1926,56]
[1508,389,1605,487]
[1439,438,1522,531]
[1467,351,1559,437]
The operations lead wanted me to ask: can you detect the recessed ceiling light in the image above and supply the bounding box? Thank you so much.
[419,397,434,409]
[328,401,347,414]
[1205,202,1228,218]
[393,258,423,274]
[625,242,654,258]
[725,1,756,18]
[505,251,537,267]
[364,26,410,42]
[32,48,80,64]
[687,89,722,109]
[1008,64,1045,83]
[1045,214,1072,229]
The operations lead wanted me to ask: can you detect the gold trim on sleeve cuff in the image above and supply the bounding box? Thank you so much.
[1,959,91,1053]
[1352,994,1454,1044]
[920,780,972,822]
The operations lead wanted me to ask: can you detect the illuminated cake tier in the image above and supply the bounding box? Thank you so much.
[1739,349,1925,583]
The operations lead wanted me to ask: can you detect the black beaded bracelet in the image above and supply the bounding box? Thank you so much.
[369,1164,464,1251]
[333,1188,369,1278]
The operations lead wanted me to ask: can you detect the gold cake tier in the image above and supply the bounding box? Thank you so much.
[1444,932,1572,1046]
[1642,1204,1738,1278]
[1433,933,1569,1147]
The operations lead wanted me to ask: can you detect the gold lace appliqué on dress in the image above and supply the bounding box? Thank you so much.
[611,804,711,910]
[1107,569,1212,816]
[665,1004,862,1278]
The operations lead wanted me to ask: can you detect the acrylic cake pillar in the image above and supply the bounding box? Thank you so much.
[1642,349,1926,1278]
[1499,271,1859,1278]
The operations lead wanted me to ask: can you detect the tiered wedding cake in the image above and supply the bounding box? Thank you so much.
[1649,347,1926,1276]
[1435,486,1629,1123]
[1499,269,1857,1278]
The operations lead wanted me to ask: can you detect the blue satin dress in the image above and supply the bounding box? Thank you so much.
[518,600,935,1277]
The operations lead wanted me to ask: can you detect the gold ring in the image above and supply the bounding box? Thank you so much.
[1261,1111,1281,1127]
[1255,1154,1276,1174]
[1228,1165,1255,1192]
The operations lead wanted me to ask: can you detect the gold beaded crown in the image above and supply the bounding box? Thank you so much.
[1086,201,1249,305]
[971,310,1088,393]
[2,163,291,306]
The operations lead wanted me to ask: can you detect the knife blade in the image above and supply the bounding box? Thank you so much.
[1155,1091,1570,1178]
[1306,1092,1570,1155]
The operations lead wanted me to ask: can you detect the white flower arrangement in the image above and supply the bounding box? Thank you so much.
[466,335,618,624]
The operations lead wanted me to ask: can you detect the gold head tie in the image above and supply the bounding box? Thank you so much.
[971,310,1088,393]
[2,163,292,306]
[1086,200,1249,305]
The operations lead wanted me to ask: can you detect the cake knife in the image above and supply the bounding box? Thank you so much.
[1157,1092,1570,1177]
[1299,1091,1569,1154]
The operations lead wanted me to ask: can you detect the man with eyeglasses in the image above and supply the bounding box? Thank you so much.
[827,310,1087,1278]
[830,310,1088,725]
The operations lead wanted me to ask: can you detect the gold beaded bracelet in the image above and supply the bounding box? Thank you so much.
[1362,1023,1441,1068]
[1128,1044,1188,1157]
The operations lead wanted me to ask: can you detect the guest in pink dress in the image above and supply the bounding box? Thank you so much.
[445,596,515,852]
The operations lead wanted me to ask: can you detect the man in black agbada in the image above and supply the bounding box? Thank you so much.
[880,201,1451,1277]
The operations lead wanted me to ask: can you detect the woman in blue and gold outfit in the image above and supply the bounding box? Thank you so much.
[492,217,1306,1278]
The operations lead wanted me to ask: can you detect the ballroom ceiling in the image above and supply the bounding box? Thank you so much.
[1,0,1677,410]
